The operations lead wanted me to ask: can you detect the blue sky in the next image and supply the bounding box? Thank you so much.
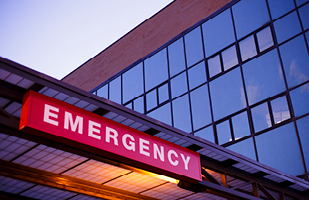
[0,0,173,79]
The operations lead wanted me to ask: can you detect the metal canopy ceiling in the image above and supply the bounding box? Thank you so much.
[1,57,309,200]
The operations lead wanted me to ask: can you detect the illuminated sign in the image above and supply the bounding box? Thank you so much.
[20,91,202,183]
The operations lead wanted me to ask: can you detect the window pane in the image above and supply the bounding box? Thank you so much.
[257,27,274,52]
[232,0,269,39]
[146,89,157,111]
[134,96,144,114]
[190,85,212,130]
[243,50,285,105]
[125,102,132,109]
[280,35,309,88]
[158,83,169,104]
[271,96,290,124]
[194,126,214,143]
[188,61,207,90]
[290,82,309,117]
[268,0,295,19]
[216,120,231,145]
[168,38,186,77]
[296,0,309,6]
[256,123,305,176]
[296,115,309,170]
[172,94,192,133]
[227,138,256,160]
[251,102,271,133]
[123,63,144,103]
[274,11,302,44]
[222,45,238,70]
[240,35,257,61]
[202,9,235,57]
[109,76,121,104]
[97,84,108,99]
[232,111,251,140]
[147,103,172,126]
[208,55,221,78]
[299,3,309,33]
[171,72,187,98]
[145,48,168,91]
[210,67,246,121]
[184,27,204,67]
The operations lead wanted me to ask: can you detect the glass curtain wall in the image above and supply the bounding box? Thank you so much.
[93,0,309,179]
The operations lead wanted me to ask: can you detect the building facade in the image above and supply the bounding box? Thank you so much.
[64,0,309,180]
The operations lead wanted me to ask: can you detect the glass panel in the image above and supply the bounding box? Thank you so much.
[184,27,204,67]
[256,123,305,176]
[144,48,168,91]
[222,45,238,70]
[240,35,257,61]
[109,77,121,104]
[299,3,309,31]
[210,67,246,121]
[243,49,285,105]
[290,82,309,117]
[208,55,221,78]
[268,0,295,19]
[232,0,270,39]
[257,27,274,52]
[232,111,251,140]
[147,103,172,126]
[158,83,169,104]
[216,120,231,145]
[168,38,186,77]
[146,89,157,111]
[274,11,302,44]
[188,61,207,90]
[202,9,235,57]
[271,96,290,124]
[190,85,212,131]
[123,63,144,103]
[296,115,309,170]
[170,72,188,99]
[227,138,256,160]
[134,96,144,114]
[125,102,132,109]
[296,0,309,6]
[251,102,271,133]
[172,94,192,133]
[96,84,108,99]
[194,126,214,143]
[280,35,309,88]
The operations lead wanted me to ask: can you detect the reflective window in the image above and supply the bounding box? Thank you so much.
[256,123,305,176]
[280,35,309,88]
[97,84,108,99]
[184,27,204,67]
[274,11,302,44]
[296,115,309,170]
[299,3,309,31]
[232,111,251,140]
[268,0,295,19]
[296,0,309,6]
[216,120,231,145]
[243,50,285,105]
[144,48,168,91]
[227,138,256,160]
[271,96,290,124]
[172,94,192,133]
[240,35,257,61]
[190,85,212,131]
[158,83,169,104]
[123,63,144,103]
[146,89,157,111]
[251,102,271,133]
[147,103,172,126]
[257,27,274,52]
[109,76,121,104]
[208,55,221,78]
[222,45,238,70]
[202,9,235,57]
[194,126,214,143]
[232,0,269,39]
[134,96,144,114]
[210,67,246,121]
[168,38,186,77]
[188,61,207,90]
[171,72,187,98]
[290,82,309,117]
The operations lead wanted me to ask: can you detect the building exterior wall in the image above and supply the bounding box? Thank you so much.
[62,0,233,91]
